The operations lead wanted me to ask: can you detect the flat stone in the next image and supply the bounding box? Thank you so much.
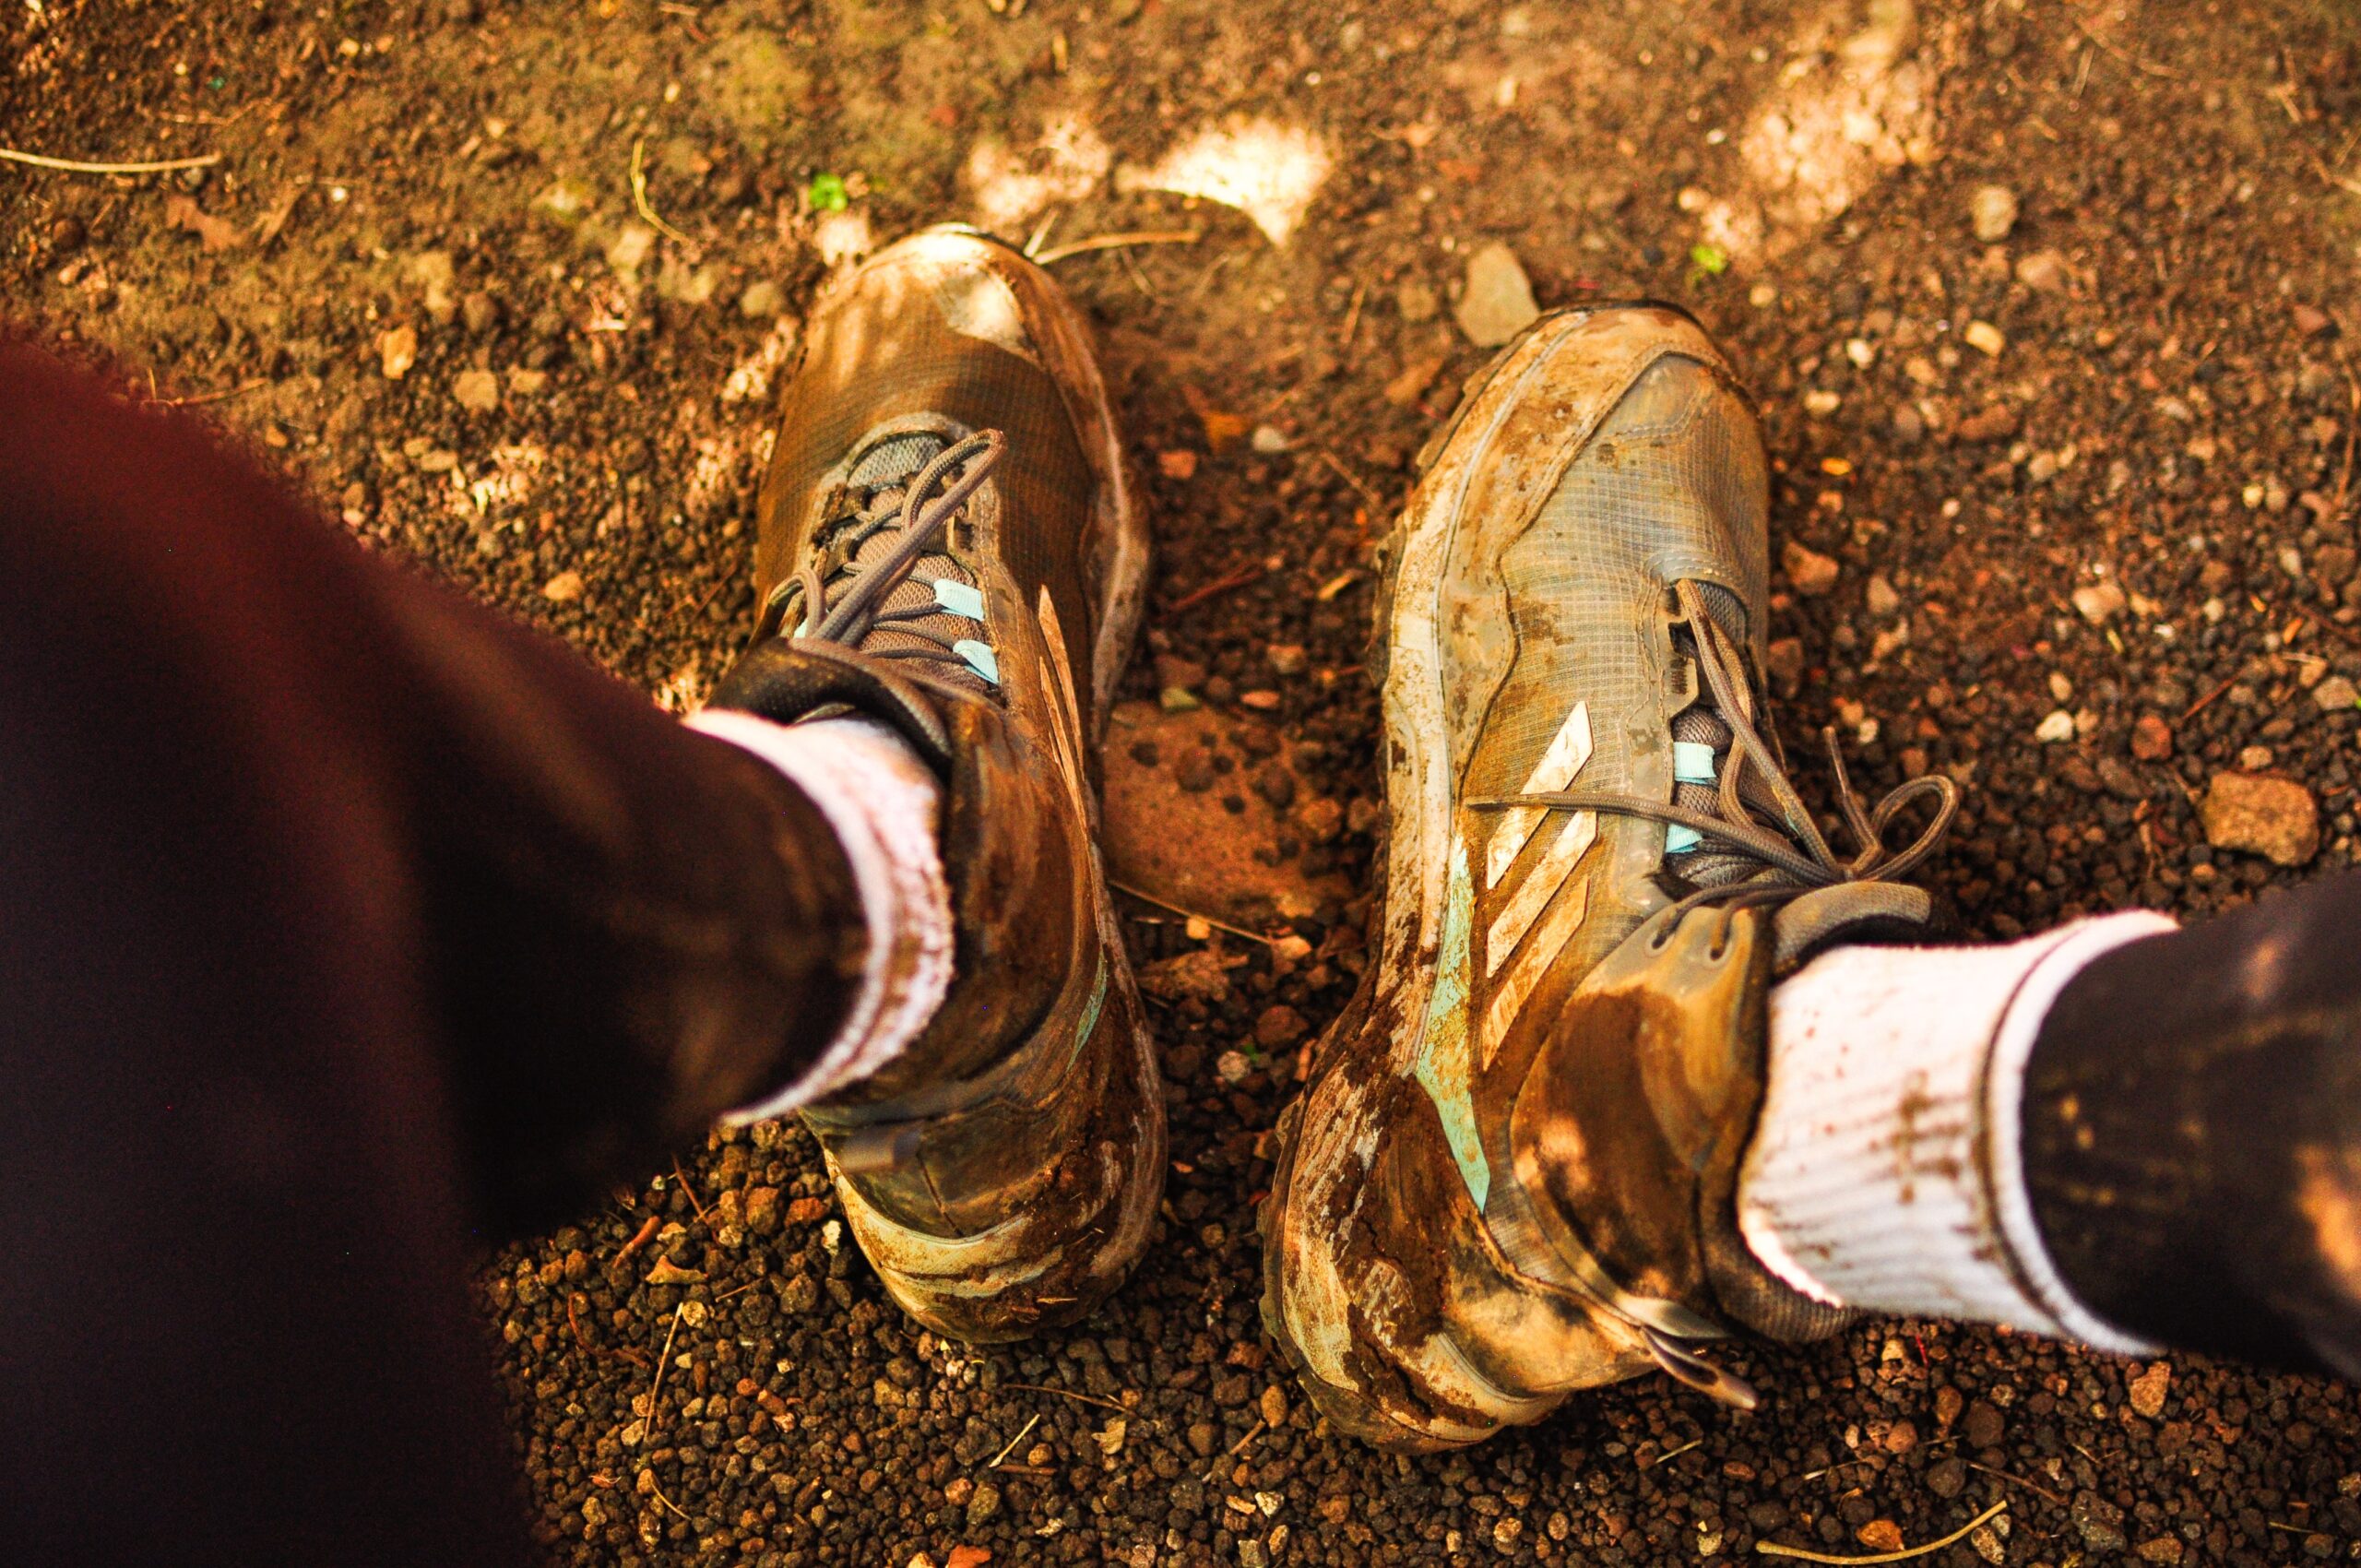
[2128,1360,2171,1418]
[1454,242,1539,348]
[2311,673,2358,714]
[1970,184,2020,243]
[2201,771,2319,866]
[1783,540,1840,596]
[1100,701,1352,928]
[452,367,500,412]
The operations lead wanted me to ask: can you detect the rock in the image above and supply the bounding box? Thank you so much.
[2015,248,2070,293]
[2201,772,2319,866]
[2035,710,2076,743]
[1865,574,1902,618]
[459,291,502,336]
[378,324,419,380]
[1251,423,1291,454]
[1857,1521,1905,1553]
[452,367,500,412]
[1956,403,2022,443]
[1964,319,2008,357]
[646,1256,704,1285]
[1970,184,2020,242]
[2072,1491,2128,1553]
[1101,702,1353,927]
[1383,352,1448,408]
[2131,713,2174,760]
[2138,1538,2186,1565]
[1216,1049,1251,1084]
[1141,949,1235,1004]
[1766,637,1807,693]
[1395,276,1440,323]
[2129,1360,2171,1418]
[2294,303,2334,337]
[2312,674,2358,713]
[739,279,784,319]
[1254,1005,1308,1049]
[1260,1384,1289,1427]
[1927,1457,1968,1498]
[966,1480,1003,1526]
[2072,580,2127,624]
[1454,242,1539,348]
[1783,540,1841,596]
[541,570,585,603]
[946,1549,992,1568]
[1964,1399,2004,1448]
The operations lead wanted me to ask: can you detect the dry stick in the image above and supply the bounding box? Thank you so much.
[1204,1418,1265,1482]
[1756,1500,2008,1565]
[1107,878,1276,947]
[1316,445,1382,512]
[670,1159,708,1222]
[985,1412,1042,1471]
[1964,1461,2066,1506]
[142,377,270,409]
[628,138,694,247]
[1004,1382,1132,1414]
[647,1479,694,1524]
[2070,19,2179,80]
[614,1213,662,1265]
[642,1301,687,1437]
[0,147,220,174]
[1033,228,1202,267]
[1640,1437,1703,1471]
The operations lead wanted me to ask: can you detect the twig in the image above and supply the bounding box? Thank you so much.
[141,377,270,409]
[1204,1418,1264,1481]
[2298,604,2361,650]
[670,1159,708,1222]
[1315,445,1382,512]
[614,1213,662,1265]
[1107,879,1277,946]
[629,137,694,247]
[714,1276,765,1301]
[985,1412,1041,1470]
[1004,1382,1132,1413]
[1641,1437,1703,1470]
[647,1479,693,1523]
[1965,1461,2067,1506]
[2070,19,2179,80]
[0,147,220,175]
[1757,1500,2008,1564]
[1022,208,1062,260]
[1033,228,1202,267]
[641,1301,686,1436]
[1338,279,1368,345]
[1168,564,1264,612]
[2181,671,2240,721]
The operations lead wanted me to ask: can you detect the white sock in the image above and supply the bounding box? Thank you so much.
[1738,911,2177,1352]
[683,709,953,1119]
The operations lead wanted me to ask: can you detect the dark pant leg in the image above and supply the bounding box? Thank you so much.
[2024,872,2361,1377]
[0,341,862,1564]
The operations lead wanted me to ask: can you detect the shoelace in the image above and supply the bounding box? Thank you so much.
[776,428,1007,690]
[1471,579,1959,924]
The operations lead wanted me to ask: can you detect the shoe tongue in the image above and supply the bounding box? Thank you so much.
[846,431,947,493]
[824,432,994,698]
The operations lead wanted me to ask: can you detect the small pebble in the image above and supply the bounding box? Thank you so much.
[1454,242,1539,348]
[1970,184,2020,243]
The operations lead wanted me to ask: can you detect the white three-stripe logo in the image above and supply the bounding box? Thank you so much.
[1479,701,1596,1064]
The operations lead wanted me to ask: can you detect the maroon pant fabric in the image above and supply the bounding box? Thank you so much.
[0,342,861,1565]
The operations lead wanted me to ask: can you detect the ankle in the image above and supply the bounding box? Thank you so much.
[1738,911,2175,1348]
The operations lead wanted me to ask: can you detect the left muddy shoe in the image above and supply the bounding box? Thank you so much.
[1257,304,1957,1449]
[709,227,1162,1342]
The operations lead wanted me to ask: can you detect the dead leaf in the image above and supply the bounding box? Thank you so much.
[164,195,242,253]
[1181,384,1249,452]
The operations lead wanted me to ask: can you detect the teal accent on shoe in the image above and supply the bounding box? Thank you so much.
[1672,741,1718,784]
[1074,952,1108,1060]
[1667,741,1716,852]
[954,638,1000,684]
[931,577,987,621]
[1410,840,1489,1211]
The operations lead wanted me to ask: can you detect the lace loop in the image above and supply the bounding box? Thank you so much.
[1469,578,1958,914]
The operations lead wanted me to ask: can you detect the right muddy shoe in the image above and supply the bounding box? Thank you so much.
[1258,304,1957,1448]
[709,227,1162,1342]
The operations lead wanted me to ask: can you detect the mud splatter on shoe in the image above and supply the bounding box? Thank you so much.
[711,228,1163,1342]
[1259,304,1956,1448]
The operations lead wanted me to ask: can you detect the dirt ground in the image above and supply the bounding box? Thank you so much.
[9,0,2361,1563]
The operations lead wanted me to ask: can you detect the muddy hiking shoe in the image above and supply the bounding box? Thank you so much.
[1258,304,1960,1449]
[710,227,1163,1342]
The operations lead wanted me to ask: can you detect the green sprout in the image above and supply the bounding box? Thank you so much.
[807,172,849,213]
[1688,241,1729,282]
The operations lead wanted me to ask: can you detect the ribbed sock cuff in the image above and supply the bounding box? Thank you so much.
[685,709,953,1119]
[1738,911,2176,1352]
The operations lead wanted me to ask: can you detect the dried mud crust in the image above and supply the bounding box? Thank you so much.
[10,0,2361,1564]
